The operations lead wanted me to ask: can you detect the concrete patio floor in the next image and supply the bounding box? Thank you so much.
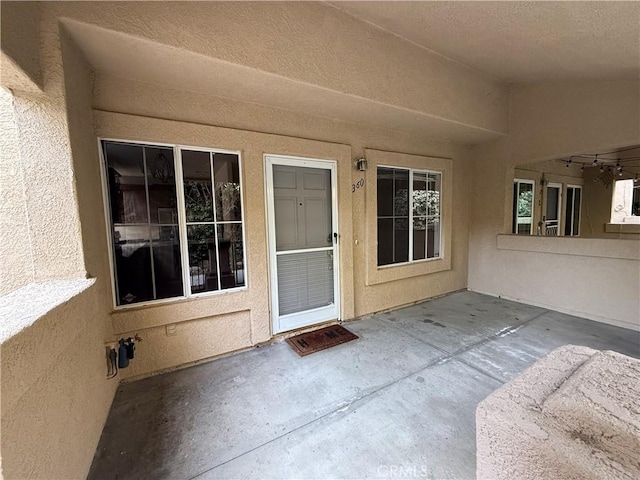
[88,291,640,480]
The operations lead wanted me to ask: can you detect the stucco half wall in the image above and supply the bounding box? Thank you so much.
[1,280,117,480]
[468,81,640,331]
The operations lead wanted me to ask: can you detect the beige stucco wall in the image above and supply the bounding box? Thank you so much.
[468,81,640,330]
[1,280,118,480]
[46,1,508,137]
[509,81,640,163]
[6,2,637,478]
[514,161,584,236]
[2,2,477,475]
[92,97,471,380]
[0,1,41,92]
[1,4,89,286]
[1,6,119,479]
[0,87,35,295]
[581,167,640,240]
[94,110,358,379]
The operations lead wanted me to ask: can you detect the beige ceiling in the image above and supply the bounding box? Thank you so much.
[63,19,504,144]
[328,1,640,83]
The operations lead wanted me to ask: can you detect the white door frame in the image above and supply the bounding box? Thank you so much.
[513,179,535,235]
[566,184,582,236]
[264,154,341,334]
[545,182,562,236]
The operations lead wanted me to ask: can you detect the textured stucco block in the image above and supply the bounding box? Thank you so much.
[1,281,117,480]
[477,345,640,480]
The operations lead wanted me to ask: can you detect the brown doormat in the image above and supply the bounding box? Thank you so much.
[285,324,358,357]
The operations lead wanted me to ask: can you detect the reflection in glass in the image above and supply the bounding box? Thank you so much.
[427,174,441,216]
[394,169,409,216]
[217,224,245,289]
[377,218,394,266]
[377,167,441,265]
[113,225,153,305]
[152,226,183,299]
[428,217,441,258]
[413,172,427,216]
[513,181,534,235]
[394,218,409,263]
[187,225,218,293]
[214,153,242,222]
[104,141,247,305]
[146,147,177,224]
[413,217,426,261]
[105,141,183,305]
[377,167,394,217]
[182,150,214,223]
[105,142,147,224]
[181,150,246,294]
[517,184,533,217]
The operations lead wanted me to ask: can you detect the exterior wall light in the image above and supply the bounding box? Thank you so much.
[355,157,368,171]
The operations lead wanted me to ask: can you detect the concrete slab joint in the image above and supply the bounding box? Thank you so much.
[477,345,640,480]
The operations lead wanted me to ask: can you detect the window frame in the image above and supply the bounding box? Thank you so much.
[564,184,582,236]
[376,165,443,268]
[610,178,640,224]
[98,137,248,310]
[513,178,536,235]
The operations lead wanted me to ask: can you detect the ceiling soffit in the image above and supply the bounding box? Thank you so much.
[62,18,506,144]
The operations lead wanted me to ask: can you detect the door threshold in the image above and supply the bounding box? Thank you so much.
[272,319,341,343]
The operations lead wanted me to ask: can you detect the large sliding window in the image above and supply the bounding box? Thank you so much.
[377,166,442,266]
[102,140,246,307]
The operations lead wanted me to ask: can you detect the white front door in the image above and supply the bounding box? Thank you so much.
[265,155,340,334]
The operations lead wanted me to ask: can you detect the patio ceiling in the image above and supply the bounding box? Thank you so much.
[62,18,505,145]
[329,1,640,83]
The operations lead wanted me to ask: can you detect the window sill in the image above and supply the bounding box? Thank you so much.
[496,234,640,261]
[367,255,451,286]
[377,256,443,270]
[605,223,640,234]
[0,278,95,344]
[112,285,248,312]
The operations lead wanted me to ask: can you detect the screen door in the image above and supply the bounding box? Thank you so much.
[265,155,339,334]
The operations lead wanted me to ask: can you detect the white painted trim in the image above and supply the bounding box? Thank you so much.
[264,154,340,334]
[141,146,157,299]
[210,152,223,291]
[408,169,414,262]
[97,140,119,309]
[276,246,333,256]
[174,146,191,298]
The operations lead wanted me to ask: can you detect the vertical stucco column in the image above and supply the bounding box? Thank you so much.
[0,88,36,295]
[1,4,87,286]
